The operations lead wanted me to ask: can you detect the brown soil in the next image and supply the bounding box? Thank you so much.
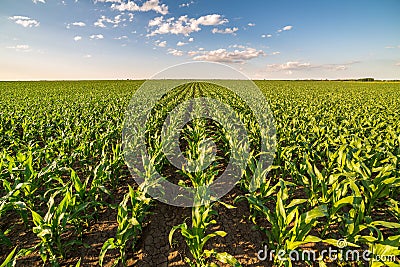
[0,184,270,267]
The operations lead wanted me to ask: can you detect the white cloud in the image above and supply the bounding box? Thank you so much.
[385,45,400,49]
[272,51,280,55]
[189,46,265,63]
[94,15,122,28]
[196,14,228,26]
[334,65,347,70]
[66,22,86,29]
[261,34,272,38]
[74,36,82,41]
[277,25,293,33]
[212,27,238,35]
[267,61,311,71]
[282,25,293,31]
[32,0,45,3]
[72,21,86,27]
[6,44,31,52]
[248,23,255,27]
[267,61,357,74]
[111,0,168,15]
[179,1,194,7]
[84,54,92,58]
[188,37,194,42]
[177,41,187,46]
[96,0,121,2]
[90,34,104,40]
[148,16,164,27]
[9,16,40,28]
[114,35,128,40]
[148,14,228,36]
[156,40,167,47]
[168,48,183,56]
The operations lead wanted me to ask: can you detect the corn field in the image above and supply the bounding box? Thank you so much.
[0,80,400,266]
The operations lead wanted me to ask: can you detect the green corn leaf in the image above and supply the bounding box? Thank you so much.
[0,246,17,267]
[287,235,321,250]
[300,205,327,224]
[371,221,400,229]
[214,252,242,267]
[286,199,307,209]
[99,238,116,266]
[169,223,186,245]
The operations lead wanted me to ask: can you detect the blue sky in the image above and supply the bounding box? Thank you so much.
[1,0,399,80]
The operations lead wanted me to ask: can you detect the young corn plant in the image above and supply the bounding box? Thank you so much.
[170,188,241,267]
[244,179,328,266]
[29,186,89,266]
[99,186,151,267]
[70,167,111,219]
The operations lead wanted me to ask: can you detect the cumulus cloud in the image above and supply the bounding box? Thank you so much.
[261,34,272,38]
[277,25,293,33]
[177,41,187,46]
[111,0,168,15]
[196,14,228,26]
[212,27,238,35]
[168,48,183,56]
[267,61,311,71]
[188,37,194,42]
[95,0,121,2]
[179,1,194,8]
[72,21,86,27]
[74,36,82,41]
[248,23,255,27]
[66,21,86,29]
[114,35,128,40]
[94,15,122,28]
[6,44,32,52]
[155,40,167,47]
[148,16,164,27]
[90,34,104,40]
[147,14,228,36]
[188,46,265,63]
[32,0,45,3]
[267,61,358,74]
[9,16,40,28]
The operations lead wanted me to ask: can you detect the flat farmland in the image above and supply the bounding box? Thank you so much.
[0,80,399,267]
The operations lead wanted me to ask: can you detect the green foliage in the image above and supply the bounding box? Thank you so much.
[0,80,399,266]
[99,186,151,266]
